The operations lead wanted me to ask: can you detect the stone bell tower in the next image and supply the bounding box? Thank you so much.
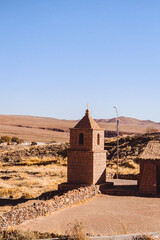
[67,109,106,185]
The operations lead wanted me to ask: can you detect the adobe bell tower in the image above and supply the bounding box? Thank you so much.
[67,109,106,185]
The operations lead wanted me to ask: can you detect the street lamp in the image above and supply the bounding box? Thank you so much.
[113,106,119,179]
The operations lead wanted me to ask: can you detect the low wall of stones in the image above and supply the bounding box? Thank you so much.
[0,185,100,230]
[114,173,139,180]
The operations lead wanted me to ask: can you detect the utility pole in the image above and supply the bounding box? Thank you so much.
[113,106,119,179]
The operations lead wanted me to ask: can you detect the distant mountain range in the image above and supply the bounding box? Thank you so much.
[96,116,160,126]
[0,115,159,143]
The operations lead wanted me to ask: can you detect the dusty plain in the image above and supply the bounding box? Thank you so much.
[17,194,160,236]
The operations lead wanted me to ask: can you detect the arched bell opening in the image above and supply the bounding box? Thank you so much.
[79,133,84,145]
[97,133,100,145]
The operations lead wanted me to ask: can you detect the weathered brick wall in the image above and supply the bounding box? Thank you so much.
[70,129,105,152]
[157,160,160,194]
[93,152,106,184]
[68,127,106,185]
[67,150,93,184]
[70,129,92,151]
[68,150,106,185]
[92,130,104,151]
[139,160,157,195]
[0,185,100,230]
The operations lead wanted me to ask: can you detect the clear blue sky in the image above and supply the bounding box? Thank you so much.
[0,0,160,121]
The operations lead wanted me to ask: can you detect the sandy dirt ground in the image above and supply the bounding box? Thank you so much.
[17,194,160,236]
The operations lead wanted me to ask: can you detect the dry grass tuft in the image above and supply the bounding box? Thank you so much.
[0,157,67,201]
[132,234,160,240]
[0,230,67,240]
[106,159,139,175]
[66,220,88,240]
[0,230,37,240]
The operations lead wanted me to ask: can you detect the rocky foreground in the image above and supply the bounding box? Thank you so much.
[0,185,100,230]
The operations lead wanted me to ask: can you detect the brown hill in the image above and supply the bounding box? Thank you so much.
[96,116,157,125]
[0,115,159,143]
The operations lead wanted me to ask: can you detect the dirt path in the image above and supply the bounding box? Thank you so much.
[17,194,160,236]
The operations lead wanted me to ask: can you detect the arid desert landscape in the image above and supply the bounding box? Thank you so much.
[1,114,159,202]
[0,114,160,239]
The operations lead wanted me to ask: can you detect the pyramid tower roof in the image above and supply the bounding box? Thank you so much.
[74,109,101,129]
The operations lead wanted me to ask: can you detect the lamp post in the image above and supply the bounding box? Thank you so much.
[113,106,119,179]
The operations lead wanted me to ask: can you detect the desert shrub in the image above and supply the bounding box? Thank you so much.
[0,230,37,240]
[21,192,34,199]
[132,234,158,240]
[0,230,66,240]
[145,127,159,134]
[50,140,57,143]
[57,144,69,159]
[122,160,137,169]
[11,136,23,144]
[67,220,87,240]
[0,136,11,143]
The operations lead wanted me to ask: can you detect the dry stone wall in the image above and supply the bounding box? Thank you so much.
[0,185,100,230]
[113,173,139,180]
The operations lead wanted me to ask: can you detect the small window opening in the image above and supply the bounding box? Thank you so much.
[79,133,84,145]
[97,133,100,145]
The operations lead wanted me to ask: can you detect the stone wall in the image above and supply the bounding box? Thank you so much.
[113,173,139,180]
[0,185,100,230]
